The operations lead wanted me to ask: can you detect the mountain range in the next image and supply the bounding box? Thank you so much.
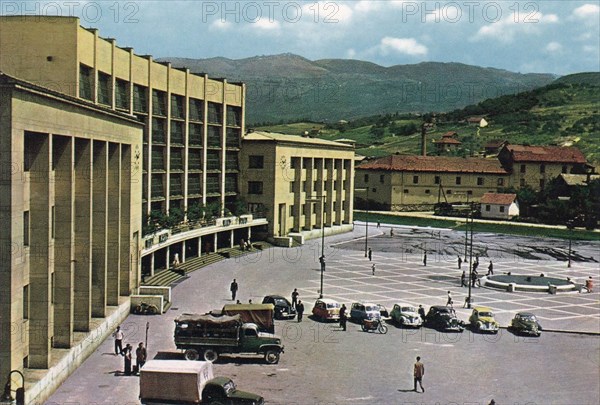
[160,53,557,124]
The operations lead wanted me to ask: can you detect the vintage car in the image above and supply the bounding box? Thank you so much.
[468,306,499,334]
[350,302,382,322]
[262,295,296,320]
[510,312,542,336]
[312,298,341,321]
[377,304,389,318]
[390,304,423,327]
[424,306,464,332]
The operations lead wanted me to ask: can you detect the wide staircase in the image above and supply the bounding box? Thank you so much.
[141,241,272,287]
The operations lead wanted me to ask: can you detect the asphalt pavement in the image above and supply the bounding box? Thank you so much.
[44,222,600,405]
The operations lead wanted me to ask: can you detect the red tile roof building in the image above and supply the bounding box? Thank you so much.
[480,193,520,220]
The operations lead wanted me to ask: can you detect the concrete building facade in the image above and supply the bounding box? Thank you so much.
[0,73,142,401]
[355,155,509,210]
[0,16,267,278]
[480,193,520,220]
[240,132,355,240]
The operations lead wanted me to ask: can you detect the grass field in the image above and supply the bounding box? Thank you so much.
[354,212,600,241]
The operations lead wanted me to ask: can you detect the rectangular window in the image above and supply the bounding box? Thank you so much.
[226,106,241,127]
[413,175,419,184]
[314,181,318,192]
[133,84,148,113]
[247,181,263,195]
[51,272,55,305]
[302,181,307,192]
[152,118,166,144]
[23,285,29,320]
[562,165,568,174]
[364,174,369,182]
[79,64,93,100]
[170,121,184,145]
[289,182,295,193]
[23,211,29,246]
[207,102,222,124]
[520,178,526,187]
[456,176,461,185]
[520,164,526,173]
[248,155,264,169]
[447,190,452,194]
[51,206,55,239]
[403,189,409,193]
[485,205,491,211]
[171,94,185,119]
[380,175,384,183]
[477,177,484,186]
[540,164,545,174]
[97,71,111,106]
[467,190,473,195]
[425,189,430,194]
[497,178,504,186]
[115,79,129,110]
[207,126,221,147]
[434,176,440,185]
[189,123,203,145]
[189,98,203,122]
[152,90,167,116]
[499,206,505,213]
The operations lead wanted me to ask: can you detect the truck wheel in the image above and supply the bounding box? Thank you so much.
[184,349,199,361]
[264,350,280,364]
[203,349,219,363]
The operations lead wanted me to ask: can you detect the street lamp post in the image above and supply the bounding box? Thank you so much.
[467,211,474,308]
[567,220,574,268]
[307,196,326,298]
[354,187,370,257]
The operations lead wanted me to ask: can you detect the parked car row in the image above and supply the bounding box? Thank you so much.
[262,294,542,337]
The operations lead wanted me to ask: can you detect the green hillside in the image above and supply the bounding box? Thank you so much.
[256,73,600,166]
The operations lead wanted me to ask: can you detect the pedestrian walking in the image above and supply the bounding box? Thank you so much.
[319,255,326,272]
[296,300,304,322]
[446,291,453,308]
[472,269,478,287]
[457,256,462,269]
[377,220,381,228]
[423,251,427,266]
[460,271,466,287]
[390,228,394,237]
[230,279,238,301]
[368,248,372,261]
[463,295,471,308]
[413,356,425,393]
[339,304,347,331]
[135,342,147,373]
[372,263,376,275]
[418,305,426,321]
[291,288,299,309]
[585,276,594,293]
[112,326,124,355]
[122,344,132,376]
[487,261,494,276]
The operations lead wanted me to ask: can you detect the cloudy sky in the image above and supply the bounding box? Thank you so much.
[6,1,599,75]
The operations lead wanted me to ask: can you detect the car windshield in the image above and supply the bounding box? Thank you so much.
[222,379,236,395]
[365,305,378,312]
[402,307,416,312]
[327,303,340,309]
[274,298,289,306]
[521,314,537,322]
[479,311,493,317]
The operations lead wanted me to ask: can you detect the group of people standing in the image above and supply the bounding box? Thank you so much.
[112,326,147,376]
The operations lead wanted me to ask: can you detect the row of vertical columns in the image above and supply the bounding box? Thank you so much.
[325,159,334,227]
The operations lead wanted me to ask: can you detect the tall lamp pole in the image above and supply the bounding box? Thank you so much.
[467,209,474,309]
[567,220,574,268]
[307,196,326,298]
[354,188,370,257]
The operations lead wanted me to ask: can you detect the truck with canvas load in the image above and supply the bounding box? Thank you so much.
[212,303,275,333]
[139,359,264,404]
[174,313,284,364]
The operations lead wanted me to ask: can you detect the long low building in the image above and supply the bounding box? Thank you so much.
[355,154,510,210]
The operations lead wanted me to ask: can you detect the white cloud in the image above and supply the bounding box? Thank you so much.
[210,19,232,31]
[253,18,280,31]
[572,4,600,20]
[583,45,597,53]
[545,42,562,53]
[354,1,382,13]
[346,48,357,58]
[378,37,428,56]
[473,12,559,43]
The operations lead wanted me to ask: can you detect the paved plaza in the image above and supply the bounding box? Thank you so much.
[44,223,600,405]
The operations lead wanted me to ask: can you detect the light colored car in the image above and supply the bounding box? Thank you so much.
[390,304,423,327]
[312,298,341,321]
[350,302,381,322]
[469,306,499,334]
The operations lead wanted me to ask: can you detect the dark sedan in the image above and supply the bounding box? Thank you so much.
[510,312,542,336]
[424,305,464,332]
[262,295,296,320]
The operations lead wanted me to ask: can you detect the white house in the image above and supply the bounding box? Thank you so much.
[480,193,519,220]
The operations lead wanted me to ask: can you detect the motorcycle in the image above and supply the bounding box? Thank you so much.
[133,302,160,315]
[361,317,388,334]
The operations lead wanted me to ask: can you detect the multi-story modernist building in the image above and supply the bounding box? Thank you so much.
[355,155,509,210]
[498,144,591,191]
[0,73,142,402]
[0,16,266,277]
[240,132,355,239]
